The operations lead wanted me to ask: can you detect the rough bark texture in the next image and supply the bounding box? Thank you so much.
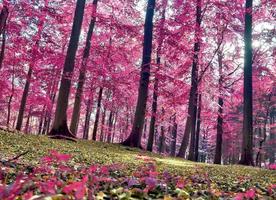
[49,0,86,140]
[107,111,114,143]
[178,0,201,158]
[194,94,201,161]
[16,67,32,131]
[122,0,156,148]
[239,0,254,166]
[70,0,98,135]
[269,105,275,164]
[92,87,103,141]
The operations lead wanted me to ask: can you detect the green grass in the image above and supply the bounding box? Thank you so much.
[0,130,275,193]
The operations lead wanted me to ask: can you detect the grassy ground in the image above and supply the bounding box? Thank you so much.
[0,130,275,199]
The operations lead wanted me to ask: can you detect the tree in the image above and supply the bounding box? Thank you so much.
[239,0,254,166]
[122,0,156,147]
[49,0,86,139]
[178,0,202,159]
[70,0,98,135]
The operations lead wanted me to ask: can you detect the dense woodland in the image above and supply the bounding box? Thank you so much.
[0,0,275,168]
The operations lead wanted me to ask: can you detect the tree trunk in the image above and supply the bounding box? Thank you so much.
[214,51,224,164]
[92,87,103,141]
[16,67,32,131]
[70,0,98,135]
[122,0,156,148]
[0,30,6,70]
[170,114,177,156]
[100,107,106,142]
[83,98,92,140]
[24,106,32,133]
[107,111,114,143]
[49,0,86,140]
[147,73,158,151]
[239,0,254,166]
[194,94,202,161]
[256,95,271,167]
[269,106,275,164]
[7,73,15,128]
[178,0,202,158]
[0,5,8,35]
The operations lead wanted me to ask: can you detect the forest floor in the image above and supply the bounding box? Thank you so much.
[0,130,275,199]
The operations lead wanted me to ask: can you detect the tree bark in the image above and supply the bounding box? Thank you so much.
[178,0,202,158]
[16,67,32,131]
[170,114,177,156]
[83,98,92,140]
[194,94,202,161]
[214,51,224,164]
[49,0,86,140]
[122,0,156,148]
[92,87,103,140]
[147,72,158,151]
[0,5,8,35]
[239,0,254,166]
[0,30,6,70]
[100,107,106,142]
[70,0,98,135]
[107,110,114,143]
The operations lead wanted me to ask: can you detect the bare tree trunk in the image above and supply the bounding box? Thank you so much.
[49,0,86,140]
[100,107,106,142]
[170,114,177,156]
[70,0,98,135]
[122,0,156,148]
[112,111,118,143]
[178,0,202,159]
[107,111,114,143]
[239,0,254,166]
[83,99,92,140]
[0,6,8,35]
[7,72,15,128]
[92,87,103,140]
[24,106,32,133]
[0,30,6,70]
[256,94,271,167]
[214,52,224,164]
[16,67,32,131]
[269,106,275,164]
[147,74,158,151]
[194,94,202,161]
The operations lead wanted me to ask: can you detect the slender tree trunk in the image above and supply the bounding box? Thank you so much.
[194,94,202,161]
[70,0,98,135]
[147,74,158,151]
[122,0,156,148]
[214,51,224,164]
[83,99,92,140]
[7,73,15,128]
[107,111,113,143]
[239,0,254,166]
[269,106,275,164]
[0,30,6,70]
[158,125,165,153]
[24,106,32,133]
[92,87,103,140]
[178,0,202,159]
[16,67,32,131]
[256,95,271,167]
[0,6,8,70]
[100,107,106,142]
[170,114,177,156]
[49,0,86,139]
[112,111,118,143]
